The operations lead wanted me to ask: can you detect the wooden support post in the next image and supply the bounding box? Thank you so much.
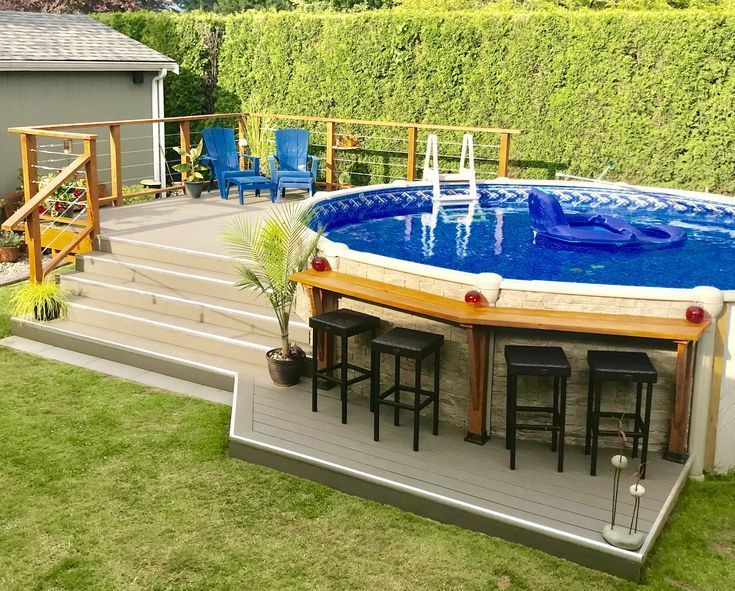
[109,125,122,206]
[20,133,43,284]
[464,324,491,444]
[325,120,336,189]
[309,286,339,388]
[238,116,247,170]
[83,137,100,238]
[666,340,695,462]
[498,132,511,178]
[406,126,418,182]
[179,120,191,182]
[705,307,729,471]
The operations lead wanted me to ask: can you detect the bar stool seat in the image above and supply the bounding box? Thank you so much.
[586,350,657,478]
[371,328,444,451]
[505,345,571,472]
[310,309,380,424]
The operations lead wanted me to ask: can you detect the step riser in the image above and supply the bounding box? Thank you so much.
[76,256,260,306]
[66,304,278,366]
[11,319,236,391]
[61,277,309,342]
[98,236,238,275]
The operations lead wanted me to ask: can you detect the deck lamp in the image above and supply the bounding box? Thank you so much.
[686,304,705,324]
[464,290,486,306]
[311,256,330,272]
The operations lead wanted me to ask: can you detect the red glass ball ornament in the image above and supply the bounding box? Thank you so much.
[464,290,484,305]
[311,256,330,272]
[686,305,705,324]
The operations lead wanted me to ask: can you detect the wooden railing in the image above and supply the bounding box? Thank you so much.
[6,112,522,283]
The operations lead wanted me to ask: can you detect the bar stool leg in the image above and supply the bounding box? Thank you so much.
[340,335,348,424]
[413,357,422,452]
[585,371,594,455]
[394,354,401,427]
[506,373,514,451]
[558,376,567,473]
[551,376,560,453]
[373,351,381,442]
[632,381,643,459]
[509,374,518,470]
[591,378,602,476]
[432,348,440,436]
[641,381,654,480]
[369,329,377,412]
[311,328,319,413]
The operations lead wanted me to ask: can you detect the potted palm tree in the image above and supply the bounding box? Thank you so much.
[223,203,322,386]
[173,139,209,199]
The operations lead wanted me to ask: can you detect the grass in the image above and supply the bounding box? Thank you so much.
[0,283,733,590]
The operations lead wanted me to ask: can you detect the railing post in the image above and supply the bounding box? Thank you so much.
[238,115,247,170]
[84,137,100,238]
[498,132,511,178]
[325,120,336,189]
[406,126,418,182]
[20,133,43,284]
[179,120,191,182]
[109,125,122,206]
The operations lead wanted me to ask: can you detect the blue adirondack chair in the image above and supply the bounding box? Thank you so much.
[268,129,319,201]
[201,127,260,199]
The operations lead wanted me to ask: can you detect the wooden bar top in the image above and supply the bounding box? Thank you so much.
[291,269,710,342]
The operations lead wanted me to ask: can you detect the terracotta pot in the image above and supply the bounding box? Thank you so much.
[0,246,20,263]
[266,348,305,387]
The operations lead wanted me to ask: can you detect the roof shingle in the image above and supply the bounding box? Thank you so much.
[0,11,177,71]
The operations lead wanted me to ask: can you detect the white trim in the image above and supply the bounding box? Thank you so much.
[0,61,179,73]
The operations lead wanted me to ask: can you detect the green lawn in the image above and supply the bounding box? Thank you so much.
[0,283,733,590]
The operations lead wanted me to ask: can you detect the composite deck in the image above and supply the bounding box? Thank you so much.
[230,377,689,581]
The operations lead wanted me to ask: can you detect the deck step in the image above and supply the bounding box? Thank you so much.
[75,252,255,305]
[60,272,308,340]
[97,235,240,275]
[64,297,308,366]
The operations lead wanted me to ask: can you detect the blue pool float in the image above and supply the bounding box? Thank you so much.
[528,189,686,248]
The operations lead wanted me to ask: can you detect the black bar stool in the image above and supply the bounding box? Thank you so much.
[371,327,444,451]
[586,350,657,478]
[505,345,571,472]
[310,309,380,424]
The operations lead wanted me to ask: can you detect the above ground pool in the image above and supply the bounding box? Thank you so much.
[311,182,735,290]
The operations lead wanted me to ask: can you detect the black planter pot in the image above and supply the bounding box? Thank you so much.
[34,300,63,321]
[184,180,207,199]
[266,349,305,387]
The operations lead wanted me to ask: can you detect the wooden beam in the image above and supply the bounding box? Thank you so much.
[84,138,100,237]
[406,127,418,182]
[325,120,336,188]
[109,125,123,207]
[20,133,42,284]
[238,116,247,170]
[666,341,695,461]
[705,307,730,471]
[179,121,191,182]
[498,133,511,178]
[309,286,339,389]
[465,325,491,444]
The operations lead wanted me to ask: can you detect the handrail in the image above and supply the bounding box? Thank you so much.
[7,127,97,140]
[42,225,93,276]
[2,153,89,231]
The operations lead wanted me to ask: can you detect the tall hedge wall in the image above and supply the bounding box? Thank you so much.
[98,10,735,193]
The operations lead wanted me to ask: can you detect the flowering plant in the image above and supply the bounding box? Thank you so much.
[37,171,87,218]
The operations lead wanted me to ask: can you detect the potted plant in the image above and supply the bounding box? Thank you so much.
[11,279,67,321]
[173,139,209,199]
[223,203,322,386]
[0,231,24,263]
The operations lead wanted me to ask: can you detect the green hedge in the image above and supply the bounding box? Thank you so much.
[98,10,735,193]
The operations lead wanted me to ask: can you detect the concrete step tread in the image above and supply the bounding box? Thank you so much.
[14,317,274,375]
[78,251,239,284]
[61,271,308,328]
[65,295,302,351]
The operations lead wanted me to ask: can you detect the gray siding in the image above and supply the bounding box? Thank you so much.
[0,70,156,194]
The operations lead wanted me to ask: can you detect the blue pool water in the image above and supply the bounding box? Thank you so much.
[318,185,735,290]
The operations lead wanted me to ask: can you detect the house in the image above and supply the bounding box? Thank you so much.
[0,10,178,197]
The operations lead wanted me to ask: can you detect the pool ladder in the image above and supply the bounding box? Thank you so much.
[423,133,479,207]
